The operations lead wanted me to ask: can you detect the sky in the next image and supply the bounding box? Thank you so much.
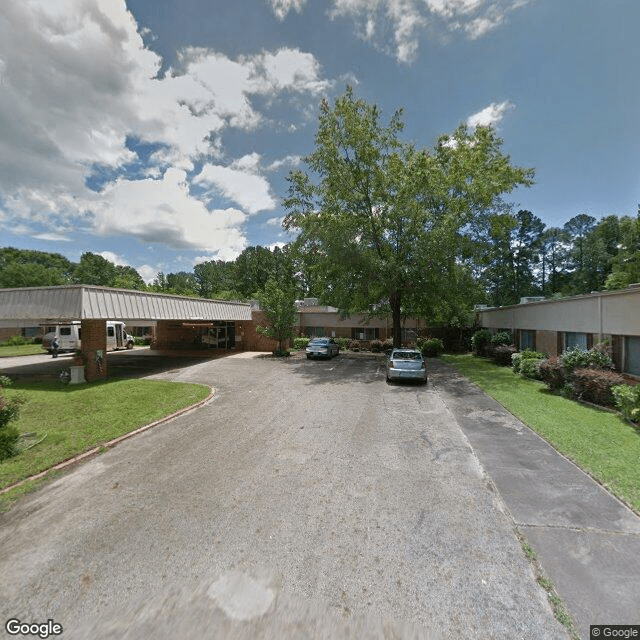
[0,0,638,283]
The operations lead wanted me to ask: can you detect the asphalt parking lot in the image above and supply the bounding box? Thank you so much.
[1,350,638,638]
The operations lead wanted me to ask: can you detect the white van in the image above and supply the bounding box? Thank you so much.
[42,321,134,354]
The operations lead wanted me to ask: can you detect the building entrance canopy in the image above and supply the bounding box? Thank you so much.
[0,285,252,327]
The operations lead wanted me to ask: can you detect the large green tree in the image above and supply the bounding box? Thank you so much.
[284,88,534,345]
[256,277,298,354]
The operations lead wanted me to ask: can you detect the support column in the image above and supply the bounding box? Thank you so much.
[81,319,107,381]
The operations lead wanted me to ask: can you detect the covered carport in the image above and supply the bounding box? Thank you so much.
[0,285,252,381]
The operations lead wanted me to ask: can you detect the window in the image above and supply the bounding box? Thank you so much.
[520,330,535,351]
[107,326,115,337]
[351,327,379,340]
[306,327,324,338]
[564,332,587,350]
[60,326,71,336]
[625,336,640,376]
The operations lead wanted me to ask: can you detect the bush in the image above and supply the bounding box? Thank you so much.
[293,336,310,350]
[491,344,517,366]
[490,331,512,346]
[569,368,626,407]
[0,378,24,461]
[471,329,493,356]
[612,384,640,423]
[370,340,385,353]
[0,335,27,347]
[347,340,361,351]
[421,338,444,357]
[539,357,566,391]
[336,336,349,350]
[511,352,523,374]
[560,347,614,374]
[520,358,544,380]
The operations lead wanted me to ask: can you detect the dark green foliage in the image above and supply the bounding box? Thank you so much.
[256,278,298,352]
[471,329,493,356]
[0,378,24,461]
[569,368,626,407]
[490,331,512,345]
[335,336,349,350]
[421,338,444,357]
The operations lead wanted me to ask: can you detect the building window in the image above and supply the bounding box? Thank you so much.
[564,332,587,350]
[625,336,640,376]
[351,327,379,340]
[306,327,324,338]
[520,330,535,351]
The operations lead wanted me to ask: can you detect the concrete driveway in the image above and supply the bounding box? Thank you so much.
[1,353,573,638]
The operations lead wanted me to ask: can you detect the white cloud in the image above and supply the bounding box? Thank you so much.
[325,0,530,62]
[0,1,331,259]
[93,168,248,255]
[195,155,277,215]
[266,155,302,171]
[269,0,308,20]
[136,264,160,285]
[466,101,515,128]
[97,250,126,265]
[266,216,285,227]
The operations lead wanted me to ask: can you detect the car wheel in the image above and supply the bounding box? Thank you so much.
[306,354,311,359]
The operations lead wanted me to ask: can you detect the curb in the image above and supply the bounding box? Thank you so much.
[0,386,216,495]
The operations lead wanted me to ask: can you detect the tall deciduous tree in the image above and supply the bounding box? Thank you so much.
[284,88,534,345]
[256,277,298,354]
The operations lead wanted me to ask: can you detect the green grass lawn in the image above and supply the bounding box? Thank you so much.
[442,354,640,514]
[0,378,210,510]
[0,343,46,357]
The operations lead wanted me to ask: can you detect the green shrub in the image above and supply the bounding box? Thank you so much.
[612,384,640,423]
[520,358,544,380]
[0,378,24,461]
[539,357,566,391]
[490,331,512,346]
[511,352,523,373]
[421,338,444,357]
[0,335,27,347]
[569,368,625,407]
[336,336,349,350]
[471,329,493,356]
[491,344,517,366]
[370,340,385,353]
[293,336,310,350]
[560,347,614,374]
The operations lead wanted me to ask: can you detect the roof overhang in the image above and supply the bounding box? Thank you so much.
[0,285,252,327]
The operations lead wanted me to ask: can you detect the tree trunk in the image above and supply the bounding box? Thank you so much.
[390,292,402,348]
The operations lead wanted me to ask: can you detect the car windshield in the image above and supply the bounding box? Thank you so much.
[309,339,329,345]
[393,351,421,360]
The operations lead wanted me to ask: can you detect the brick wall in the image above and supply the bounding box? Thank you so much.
[242,311,284,352]
[80,319,107,381]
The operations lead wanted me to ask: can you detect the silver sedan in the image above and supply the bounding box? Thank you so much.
[386,348,427,384]
[306,337,340,359]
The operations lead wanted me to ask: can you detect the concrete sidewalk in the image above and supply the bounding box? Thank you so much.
[429,359,640,639]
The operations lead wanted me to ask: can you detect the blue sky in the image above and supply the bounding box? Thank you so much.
[0,0,638,283]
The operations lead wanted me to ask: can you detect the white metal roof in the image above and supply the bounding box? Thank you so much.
[0,285,252,326]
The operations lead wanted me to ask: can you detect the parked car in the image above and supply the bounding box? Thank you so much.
[386,348,427,384]
[306,337,340,359]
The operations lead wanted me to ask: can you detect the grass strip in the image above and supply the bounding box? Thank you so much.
[0,378,211,496]
[442,354,640,513]
[0,344,45,357]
